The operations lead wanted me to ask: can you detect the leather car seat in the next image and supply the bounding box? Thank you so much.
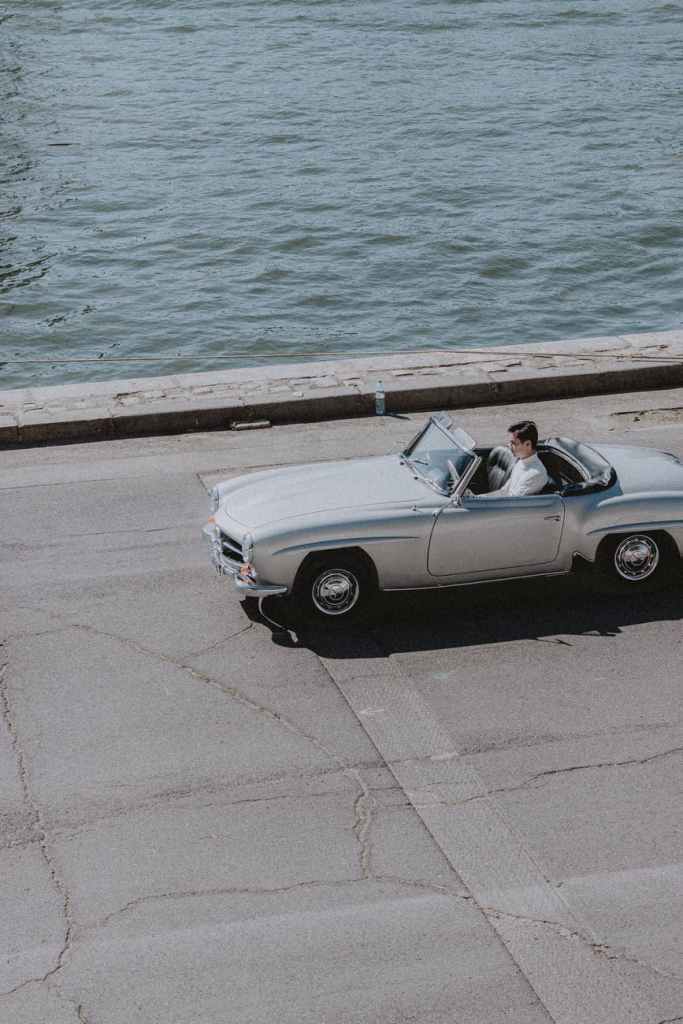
[486,446,516,492]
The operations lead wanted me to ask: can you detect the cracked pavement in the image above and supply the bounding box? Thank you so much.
[1,389,682,1023]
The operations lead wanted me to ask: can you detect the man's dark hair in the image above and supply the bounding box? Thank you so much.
[508,420,539,448]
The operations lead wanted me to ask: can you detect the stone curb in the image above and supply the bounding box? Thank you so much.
[2,329,683,446]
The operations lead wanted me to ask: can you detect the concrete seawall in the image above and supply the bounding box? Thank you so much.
[1,328,682,446]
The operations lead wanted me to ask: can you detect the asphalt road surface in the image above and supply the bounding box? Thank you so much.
[1,390,682,1024]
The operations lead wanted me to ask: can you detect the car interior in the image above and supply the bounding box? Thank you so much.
[468,444,586,496]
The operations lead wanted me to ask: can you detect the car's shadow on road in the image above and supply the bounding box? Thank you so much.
[247,573,682,661]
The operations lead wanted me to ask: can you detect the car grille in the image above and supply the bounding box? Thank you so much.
[219,529,243,564]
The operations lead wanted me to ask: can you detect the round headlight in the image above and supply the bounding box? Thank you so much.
[242,532,254,563]
[209,486,220,514]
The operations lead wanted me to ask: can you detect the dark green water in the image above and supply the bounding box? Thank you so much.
[1,0,682,389]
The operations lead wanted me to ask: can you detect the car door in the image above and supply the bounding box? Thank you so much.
[427,493,565,577]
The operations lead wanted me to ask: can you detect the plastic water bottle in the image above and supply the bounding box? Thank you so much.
[375,379,385,415]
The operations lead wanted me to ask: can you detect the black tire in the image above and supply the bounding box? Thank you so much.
[595,531,677,592]
[292,553,376,625]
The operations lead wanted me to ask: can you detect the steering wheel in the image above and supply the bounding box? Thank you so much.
[448,458,474,497]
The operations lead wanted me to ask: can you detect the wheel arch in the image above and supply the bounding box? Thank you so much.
[595,527,680,563]
[293,545,379,592]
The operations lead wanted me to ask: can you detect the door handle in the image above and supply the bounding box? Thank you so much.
[544,514,561,521]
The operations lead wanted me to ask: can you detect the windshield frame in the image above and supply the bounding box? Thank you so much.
[401,414,479,496]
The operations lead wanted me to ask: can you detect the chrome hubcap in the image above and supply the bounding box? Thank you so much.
[614,535,659,581]
[312,569,360,616]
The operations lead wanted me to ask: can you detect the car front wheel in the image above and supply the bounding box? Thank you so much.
[596,532,676,591]
[293,554,375,624]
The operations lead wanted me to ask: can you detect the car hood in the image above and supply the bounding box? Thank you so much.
[219,455,431,528]
[594,443,683,493]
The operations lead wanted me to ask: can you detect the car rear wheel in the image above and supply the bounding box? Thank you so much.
[293,553,376,625]
[596,532,676,591]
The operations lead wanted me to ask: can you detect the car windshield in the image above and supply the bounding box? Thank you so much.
[402,417,476,494]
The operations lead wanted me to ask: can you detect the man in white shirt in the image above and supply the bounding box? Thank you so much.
[484,420,549,497]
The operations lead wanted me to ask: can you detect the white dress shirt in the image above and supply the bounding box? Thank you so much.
[487,452,549,497]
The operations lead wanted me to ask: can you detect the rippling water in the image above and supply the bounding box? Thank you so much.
[1,0,683,389]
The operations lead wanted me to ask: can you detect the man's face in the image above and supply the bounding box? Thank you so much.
[508,432,533,458]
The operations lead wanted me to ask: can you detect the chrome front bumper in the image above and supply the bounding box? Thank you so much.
[202,524,288,598]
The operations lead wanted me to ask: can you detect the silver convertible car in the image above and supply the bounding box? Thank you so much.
[202,413,683,622]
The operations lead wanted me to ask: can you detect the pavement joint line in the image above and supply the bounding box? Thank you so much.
[317,633,656,1024]
[0,657,74,996]
[87,874,474,936]
[181,621,255,658]
[39,763,393,848]
[7,604,382,876]
[75,1001,94,1024]
[0,625,72,646]
[483,911,683,988]
[94,877,363,930]
[442,744,683,806]
[590,943,683,985]
[42,614,350,764]
[349,768,376,878]
[2,607,393,914]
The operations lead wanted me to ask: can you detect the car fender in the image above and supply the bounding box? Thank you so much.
[570,492,683,561]
[253,504,438,590]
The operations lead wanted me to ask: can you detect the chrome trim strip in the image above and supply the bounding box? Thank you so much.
[383,569,570,592]
[273,535,424,558]
[586,517,683,537]
[234,578,288,597]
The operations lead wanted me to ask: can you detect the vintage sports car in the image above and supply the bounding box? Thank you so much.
[202,413,683,622]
